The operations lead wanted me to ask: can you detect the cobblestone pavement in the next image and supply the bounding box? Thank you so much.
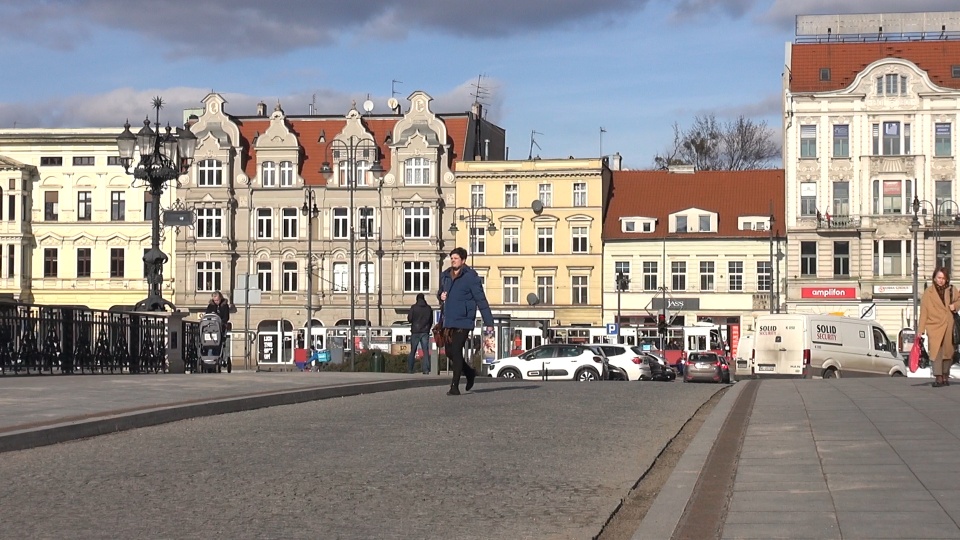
[0,381,724,539]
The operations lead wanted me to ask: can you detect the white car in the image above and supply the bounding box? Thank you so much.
[592,344,648,381]
[489,344,607,381]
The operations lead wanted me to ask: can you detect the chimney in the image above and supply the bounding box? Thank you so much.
[609,152,622,171]
[471,101,482,118]
[484,139,490,161]
[256,101,267,117]
[668,164,696,174]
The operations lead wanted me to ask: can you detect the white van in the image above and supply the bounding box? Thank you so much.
[734,333,755,374]
[753,314,905,378]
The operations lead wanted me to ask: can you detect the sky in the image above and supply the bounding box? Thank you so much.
[1,0,958,170]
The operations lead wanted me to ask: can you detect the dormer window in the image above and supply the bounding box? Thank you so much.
[642,222,652,232]
[621,217,655,233]
[624,221,635,232]
[819,68,831,81]
[676,216,687,233]
[876,74,908,96]
[699,215,711,233]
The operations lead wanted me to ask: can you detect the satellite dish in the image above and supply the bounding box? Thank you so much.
[387,97,399,112]
[526,293,540,306]
[531,200,544,215]
[362,99,375,113]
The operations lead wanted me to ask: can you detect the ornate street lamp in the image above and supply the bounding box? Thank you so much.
[448,206,497,259]
[911,195,921,329]
[302,188,320,350]
[116,97,197,312]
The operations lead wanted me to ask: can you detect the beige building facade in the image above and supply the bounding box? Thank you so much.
[453,158,609,329]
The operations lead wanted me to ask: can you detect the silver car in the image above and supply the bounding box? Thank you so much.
[683,352,730,383]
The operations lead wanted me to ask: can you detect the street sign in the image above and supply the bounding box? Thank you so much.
[605,323,619,335]
[163,210,195,227]
[859,303,876,320]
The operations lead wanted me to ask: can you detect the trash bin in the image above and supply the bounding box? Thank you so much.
[371,349,385,373]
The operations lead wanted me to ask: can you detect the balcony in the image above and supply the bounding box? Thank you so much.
[816,214,860,231]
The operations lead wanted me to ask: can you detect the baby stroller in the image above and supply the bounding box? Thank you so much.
[197,313,232,373]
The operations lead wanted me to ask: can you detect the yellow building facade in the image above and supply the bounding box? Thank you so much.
[453,158,609,327]
[0,128,177,310]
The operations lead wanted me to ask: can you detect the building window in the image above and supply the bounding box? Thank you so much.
[503,227,519,254]
[833,241,850,277]
[537,276,554,305]
[833,182,849,216]
[698,215,711,232]
[197,159,223,186]
[538,184,552,207]
[111,191,125,221]
[43,248,57,278]
[256,208,274,239]
[110,248,124,278]
[470,185,485,207]
[503,276,519,304]
[144,192,155,222]
[873,240,906,276]
[279,161,294,187]
[671,261,686,291]
[8,194,15,222]
[800,242,817,276]
[332,262,348,292]
[800,182,817,217]
[936,124,952,157]
[728,261,743,292]
[338,159,370,187]
[107,156,121,166]
[469,228,486,254]
[196,261,222,292]
[819,67,831,81]
[282,261,298,292]
[833,125,849,157]
[872,179,911,214]
[800,125,816,158]
[614,261,630,286]
[196,208,223,239]
[936,180,952,211]
[504,184,518,208]
[280,208,298,239]
[877,74,907,95]
[72,156,94,166]
[938,241,952,271]
[700,261,715,292]
[404,157,430,186]
[261,161,276,187]
[333,207,349,239]
[571,226,588,253]
[44,191,58,221]
[7,245,13,278]
[573,182,587,207]
[757,261,772,292]
[953,65,960,79]
[572,276,588,305]
[40,156,63,166]
[643,261,658,291]
[883,122,901,155]
[537,227,554,254]
[403,261,431,293]
[359,262,375,294]
[76,248,91,278]
[357,207,374,238]
[403,207,431,239]
[623,221,636,232]
[142,248,149,278]
[257,261,273,292]
[675,215,687,233]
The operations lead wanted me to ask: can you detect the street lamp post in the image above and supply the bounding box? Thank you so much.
[321,135,383,371]
[768,213,776,314]
[911,196,921,329]
[302,189,319,350]
[116,97,197,311]
[448,207,497,260]
[615,272,629,343]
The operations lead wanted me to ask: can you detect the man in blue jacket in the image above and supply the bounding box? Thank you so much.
[438,247,494,395]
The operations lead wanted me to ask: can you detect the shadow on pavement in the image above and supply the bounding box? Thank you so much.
[470,385,540,393]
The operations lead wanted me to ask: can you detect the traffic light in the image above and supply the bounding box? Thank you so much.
[657,314,667,336]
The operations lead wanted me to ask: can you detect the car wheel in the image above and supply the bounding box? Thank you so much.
[822,367,839,379]
[498,368,521,379]
[575,367,599,381]
[891,371,905,377]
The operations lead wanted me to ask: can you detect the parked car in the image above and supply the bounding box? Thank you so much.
[489,344,607,381]
[632,348,676,382]
[590,344,649,381]
[683,352,730,383]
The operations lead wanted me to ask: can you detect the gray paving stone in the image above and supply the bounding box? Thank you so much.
[831,490,935,511]
[728,490,835,512]
[835,511,960,539]
[721,514,841,540]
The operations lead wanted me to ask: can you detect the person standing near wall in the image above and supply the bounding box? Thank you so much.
[438,247,494,396]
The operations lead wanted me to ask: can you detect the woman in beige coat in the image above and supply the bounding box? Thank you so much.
[917,267,959,387]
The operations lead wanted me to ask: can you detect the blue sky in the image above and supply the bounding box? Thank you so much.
[1,0,956,169]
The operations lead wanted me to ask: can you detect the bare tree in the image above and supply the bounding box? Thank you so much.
[653,114,780,171]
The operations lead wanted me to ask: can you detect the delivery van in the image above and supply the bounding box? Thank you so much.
[753,314,905,378]
[734,333,755,374]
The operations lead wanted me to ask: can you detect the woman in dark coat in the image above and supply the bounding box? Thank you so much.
[918,267,959,387]
[438,247,494,395]
[205,291,231,339]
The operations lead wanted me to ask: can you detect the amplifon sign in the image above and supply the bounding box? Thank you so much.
[800,287,857,300]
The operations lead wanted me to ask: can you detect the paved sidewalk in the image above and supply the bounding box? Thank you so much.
[0,371,447,452]
[643,377,960,539]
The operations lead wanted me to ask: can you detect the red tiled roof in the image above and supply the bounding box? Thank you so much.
[603,170,785,241]
[790,41,960,93]
[234,114,474,187]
